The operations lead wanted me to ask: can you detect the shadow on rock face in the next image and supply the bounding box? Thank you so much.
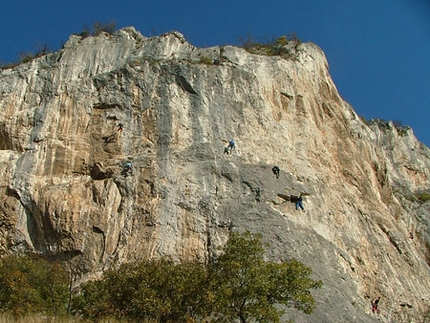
[90,162,114,180]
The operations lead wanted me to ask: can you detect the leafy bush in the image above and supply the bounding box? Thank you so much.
[92,20,117,36]
[0,44,50,70]
[198,55,213,65]
[0,254,69,317]
[19,44,49,64]
[368,118,409,135]
[239,33,302,60]
[76,21,117,38]
[74,231,322,323]
[416,192,430,203]
[74,258,208,322]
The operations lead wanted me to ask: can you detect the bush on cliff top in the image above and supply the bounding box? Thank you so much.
[239,33,302,59]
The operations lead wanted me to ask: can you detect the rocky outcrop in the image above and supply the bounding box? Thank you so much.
[1,27,429,322]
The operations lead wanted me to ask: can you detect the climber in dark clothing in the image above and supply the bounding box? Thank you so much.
[117,123,123,133]
[272,166,280,179]
[372,296,380,314]
[296,195,305,211]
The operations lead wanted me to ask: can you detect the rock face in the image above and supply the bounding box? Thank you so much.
[1,27,429,322]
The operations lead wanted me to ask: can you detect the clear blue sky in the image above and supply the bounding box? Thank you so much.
[1,0,430,146]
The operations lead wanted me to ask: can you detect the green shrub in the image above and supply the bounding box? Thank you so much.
[20,44,50,64]
[239,33,302,60]
[416,192,430,203]
[198,55,213,65]
[92,20,117,36]
[0,44,50,70]
[404,194,418,202]
[0,254,70,317]
[74,259,208,322]
[75,20,117,39]
[75,231,322,323]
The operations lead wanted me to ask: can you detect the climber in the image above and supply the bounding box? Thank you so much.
[272,165,280,179]
[372,296,380,314]
[117,123,123,133]
[228,139,235,150]
[227,139,235,154]
[255,187,261,202]
[122,161,133,177]
[296,195,305,211]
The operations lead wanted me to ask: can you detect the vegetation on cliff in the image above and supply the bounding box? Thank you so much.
[0,21,117,70]
[239,33,302,60]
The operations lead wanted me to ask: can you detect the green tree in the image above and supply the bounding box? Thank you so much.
[71,276,111,320]
[74,231,321,323]
[207,231,322,323]
[0,254,69,317]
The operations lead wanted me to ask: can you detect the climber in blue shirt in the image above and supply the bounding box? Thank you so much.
[227,140,235,153]
[296,195,305,211]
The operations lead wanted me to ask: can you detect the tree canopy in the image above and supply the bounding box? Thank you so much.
[74,258,208,322]
[74,231,322,323]
[0,254,69,317]
[207,231,322,323]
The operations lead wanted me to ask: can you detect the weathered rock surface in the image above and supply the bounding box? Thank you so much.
[1,27,429,322]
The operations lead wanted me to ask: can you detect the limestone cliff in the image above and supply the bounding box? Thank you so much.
[1,27,429,322]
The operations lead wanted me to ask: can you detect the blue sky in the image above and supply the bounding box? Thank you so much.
[1,0,430,146]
